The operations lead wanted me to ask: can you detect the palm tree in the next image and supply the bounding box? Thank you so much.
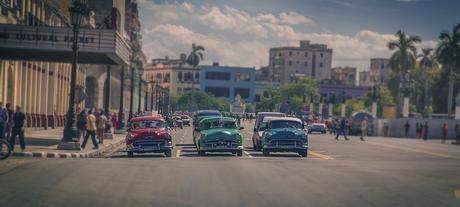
[417,48,435,113]
[388,30,421,115]
[436,23,460,116]
[186,43,205,111]
[186,43,205,67]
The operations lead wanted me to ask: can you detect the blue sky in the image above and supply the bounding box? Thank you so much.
[138,0,460,71]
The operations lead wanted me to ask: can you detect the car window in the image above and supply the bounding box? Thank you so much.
[269,121,302,129]
[131,120,165,129]
[222,121,237,129]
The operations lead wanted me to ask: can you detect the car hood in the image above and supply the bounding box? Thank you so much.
[130,128,167,138]
[201,128,240,141]
[265,128,305,139]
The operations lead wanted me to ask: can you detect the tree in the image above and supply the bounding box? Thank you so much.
[388,30,421,114]
[436,23,460,116]
[417,48,436,114]
[362,86,395,117]
[279,77,319,114]
[259,87,280,112]
[186,43,205,67]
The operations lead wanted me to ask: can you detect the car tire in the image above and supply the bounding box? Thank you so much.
[165,150,172,157]
[298,150,308,157]
[262,149,270,156]
[127,151,134,157]
[199,150,206,156]
[237,150,243,157]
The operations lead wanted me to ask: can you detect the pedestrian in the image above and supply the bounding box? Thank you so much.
[455,123,460,143]
[106,113,113,133]
[76,110,87,143]
[9,105,26,151]
[441,122,448,144]
[5,103,13,140]
[0,102,7,139]
[415,123,420,138]
[335,118,349,140]
[112,113,118,130]
[360,118,367,141]
[81,110,99,149]
[97,110,107,144]
[404,121,410,137]
[423,121,429,141]
[384,122,389,137]
[330,119,336,135]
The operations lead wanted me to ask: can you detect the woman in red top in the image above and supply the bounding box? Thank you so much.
[112,113,118,129]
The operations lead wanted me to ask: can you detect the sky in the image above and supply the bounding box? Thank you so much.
[137,0,460,71]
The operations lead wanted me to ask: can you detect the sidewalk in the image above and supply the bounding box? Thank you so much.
[9,128,127,158]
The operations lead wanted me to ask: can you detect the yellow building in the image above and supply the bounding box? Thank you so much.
[0,0,86,129]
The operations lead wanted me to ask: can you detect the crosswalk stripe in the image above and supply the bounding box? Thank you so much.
[243,151,253,158]
[176,150,181,158]
[309,151,334,160]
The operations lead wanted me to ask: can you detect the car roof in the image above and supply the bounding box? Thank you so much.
[311,123,326,126]
[265,117,302,123]
[200,117,236,123]
[257,112,285,116]
[130,116,164,122]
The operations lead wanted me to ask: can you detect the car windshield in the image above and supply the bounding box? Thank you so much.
[199,112,221,117]
[202,120,237,129]
[270,120,302,129]
[131,120,165,129]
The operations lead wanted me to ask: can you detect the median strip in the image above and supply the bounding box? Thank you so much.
[366,141,458,160]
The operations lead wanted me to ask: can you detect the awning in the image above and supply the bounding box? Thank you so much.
[0,24,131,65]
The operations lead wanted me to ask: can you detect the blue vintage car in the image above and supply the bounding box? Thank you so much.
[261,117,308,157]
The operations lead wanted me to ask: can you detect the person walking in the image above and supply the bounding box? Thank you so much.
[415,123,420,138]
[112,113,118,130]
[97,110,107,144]
[81,110,99,149]
[455,122,460,143]
[0,102,7,139]
[106,113,113,134]
[360,118,368,141]
[335,118,349,140]
[423,121,429,141]
[5,103,13,140]
[404,121,410,137]
[9,106,26,151]
[76,110,87,143]
[441,122,448,144]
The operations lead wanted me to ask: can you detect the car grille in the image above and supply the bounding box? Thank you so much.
[204,139,238,148]
[133,139,165,147]
[269,139,304,147]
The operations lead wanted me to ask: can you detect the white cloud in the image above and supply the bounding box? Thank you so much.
[139,1,435,71]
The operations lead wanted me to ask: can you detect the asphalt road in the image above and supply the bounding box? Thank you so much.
[1,121,460,207]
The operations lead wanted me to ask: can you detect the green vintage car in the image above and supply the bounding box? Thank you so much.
[194,117,244,156]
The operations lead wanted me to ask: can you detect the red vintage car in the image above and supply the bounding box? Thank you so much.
[125,116,173,157]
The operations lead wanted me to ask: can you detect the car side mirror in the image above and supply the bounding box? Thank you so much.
[239,126,244,130]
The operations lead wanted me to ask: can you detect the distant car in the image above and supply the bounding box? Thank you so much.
[261,117,308,157]
[252,112,286,151]
[181,115,192,126]
[194,117,244,156]
[349,112,374,135]
[193,110,223,126]
[308,123,327,134]
[125,116,173,157]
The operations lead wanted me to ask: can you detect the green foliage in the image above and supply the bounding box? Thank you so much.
[259,87,281,111]
[345,99,366,116]
[176,92,229,112]
[186,43,205,67]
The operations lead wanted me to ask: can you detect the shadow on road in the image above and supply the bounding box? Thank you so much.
[110,152,168,159]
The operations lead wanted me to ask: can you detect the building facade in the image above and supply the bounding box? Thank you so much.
[319,80,371,102]
[268,40,333,83]
[200,63,256,102]
[370,58,391,85]
[0,0,86,129]
[143,55,200,96]
[330,66,357,86]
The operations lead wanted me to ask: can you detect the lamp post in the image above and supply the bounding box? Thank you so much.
[58,1,89,150]
[137,64,144,114]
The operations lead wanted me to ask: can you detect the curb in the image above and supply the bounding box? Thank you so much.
[11,138,125,159]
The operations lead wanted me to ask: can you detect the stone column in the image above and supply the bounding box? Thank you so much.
[341,104,346,117]
[402,97,409,118]
[372,102,377,118]
[328,103,333,117]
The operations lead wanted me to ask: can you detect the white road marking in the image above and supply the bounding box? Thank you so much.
[176,150,181,158]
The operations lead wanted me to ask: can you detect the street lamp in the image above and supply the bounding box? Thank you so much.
[137,63,144,114]
[58,1,89,150]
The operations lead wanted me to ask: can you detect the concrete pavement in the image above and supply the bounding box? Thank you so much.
[0,120,459,207]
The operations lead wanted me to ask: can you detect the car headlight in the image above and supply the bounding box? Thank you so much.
[236,134,242,144]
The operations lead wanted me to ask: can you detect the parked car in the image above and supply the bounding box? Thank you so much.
[252,112,286,151]
[349,112,374,135]
[308,123,327,134]
[194,117,244,156]
[125,116,173,157]
[261,117,308,157]
[181,115,192,126]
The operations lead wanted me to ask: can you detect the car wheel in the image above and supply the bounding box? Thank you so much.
[262,149,270,156]
[127,151,134,157]
[165,150,172,157]
[199,150,206,156]
[236,150,243,157]
[298,150,308,157]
